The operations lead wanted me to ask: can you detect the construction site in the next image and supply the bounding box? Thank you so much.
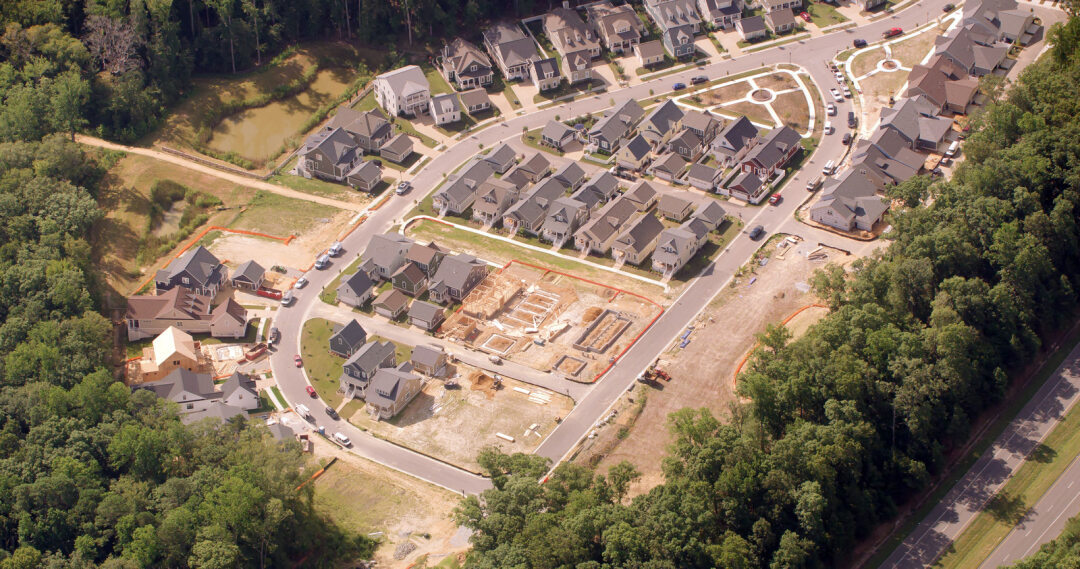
[437,263,662,381]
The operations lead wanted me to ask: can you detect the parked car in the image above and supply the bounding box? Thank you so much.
[824,121,834,134]
[295,275,308,288]
[333,432,352,447]
[325,406,339,420]
[296,404,312,420]
[314,254,330,270]
[806,175,822,191]
[396,181,412,195]
[690,75,707,85]
[672,82,687,91]
[943,3,955,10]
[305,385,316,397]
[853,38,868,48]
[830,88,844,103]
[799,11,811,21]
[835,71,845,83]
[883,27,903,38]
[826,103,837,116]
[749,225,765,240]
[842,132,853,145]
[294,354,303,368]
[281,290,294,306]
[269,327,280,344]
[328,241,343,256]
[842,85,852,98]
[847,111,857,128]
[768,193,782,205]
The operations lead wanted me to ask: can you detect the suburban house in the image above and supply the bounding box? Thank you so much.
[374,65,431,117]
[505,152,551,186]
[299,128,361,183]
[366,364,422,420]
[851,129,924,185]
[736,15,768,41]
[651,225,701,277]
[136,327,206,383]
[541,120,578,150]
[340,340,396,398]
[410,345,448,377]
[459,88,493,114]
[764,9,796,34]
[209,298,248,339]
[326,108,393,153]
[337,270,375,308]
[687,163,722,191]
[741,125,802,179]
[407,241,445,278]
[934,28,1008,76]
[126,287,222,341]
[544,7,600,82]
[541,196,589,246]
[483,22,540,80]
[429,93,462,125]
[616,134,653,170]
[640,100,685,147]
[761,0,802,12]
[905,55,980,115]
[662,25,697,58]
[553,162,587,190]
[408,301,446,332]
[531,58,563,91]
[635,40,666,67]
[681,109,720,145]
[218,371,259,411]
[380,133,414,165]
[433,159,495,214]
[879,96,953,151]
[712,115,759,167]
[429,254,488,303]
[577,171,621,206]
[373,289,409,319]
[810,168,890,232]
[347,160,383,192]
[645,0,702,34]
[965,0,1038,43]
[504,177,565,235]
[658,194,695,221]
[668,128,704,161]
[155,246,226,297]
[574,196,639,254]
[588,99,646,153]
[440,37,494,89]
[135,368,255,418]
[471,179,520,227]
[330,320,368,358]
[391,262,428,297]
[612,214,665,265]
[724,170,766,203]
[363,233,414,280]
[624,180,659,211]
[648,152,688,182]
[587,1,644,53]
[230,260,264,291]
[861,0,888,10]
[694,201,727,231]
[484,143,518,173]
[698,0,742,29]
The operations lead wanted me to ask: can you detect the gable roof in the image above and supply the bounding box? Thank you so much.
[364,233,414,268]
[407,241,444,266]
[138,368,218,403]
[577,196,639,243]
[381,133,414,156]
[659,193,693,215]
[408,301,445,323]
[554,161,586,187]
[542,120,576,142]
[392,262,426,285]
[625,180,658,205]
[642,100,685,137]
[376,65,429,98]
[812,168,890,227]
[485,143,518,168]
[687,163,719,183]
[669,128,702,150]
[367,365,420,409]
[302,127,358,166]
[459,88,492,110]
[581,171,620,198]
[232,260,265,285]
[374,288,409,312]
[158,246,223,287]
[327,108,391,140]
[693,200,727,227]
[443,37,492,76]
[651,152,687,175]
[430,93,461,116]
[126,286,210,321]
[331,320,368,350]
[622,134,652,161]
[543,196,587,234]
[715,116,759,151]
[681,109,718,134]
[411,344,445,368]
[211,297,247,326]
[730,170,764,194]
[532,57,561,79]
[339,270,375,298]
[636,39,665,59]
[431,253,486,290]
[739,15,766,34]
[765,9,796,28]
[344,340,396,373]
[220,371,256,400]
[652,226,698,266]
[347,160,382,183]
[517,152,552,178]
[152,326,198,366]
[614,214,665,254]
[744,125,801,168]
[590,99,646,143]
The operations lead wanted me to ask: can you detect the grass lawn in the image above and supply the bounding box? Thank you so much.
[268,169,360,201]
[269,385,285,408]
[404,219,667,298]
[635,56,677,76]
[673,220,742,281]
[890,27,941,68]
[533,79,602,104]
[496,77,522,109]
[860,69,910,102]
[228,190,343,235]
[363,151,421,173]
[807,2,849,26]
[300,318,349,407]
[320,255,367,305]
[351,90,379,112]
[521,128,564,157]
[434,112,479,137]
[773,91,811,132]
[369,334,413,363]
[423,64,453,95]
[391,120,438,148]
[737,31,775,49]
[865,324,1080,569]
[719,100,777,127]
[851,47,886,77]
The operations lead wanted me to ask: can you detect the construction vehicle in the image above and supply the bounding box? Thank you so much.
[637,365,671,385]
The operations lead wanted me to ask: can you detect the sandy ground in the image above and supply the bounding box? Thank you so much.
[577,238,843,496]
[308,437,469,568]
[207,209,353,271]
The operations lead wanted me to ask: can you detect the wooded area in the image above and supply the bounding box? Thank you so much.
[455,16,1080,569]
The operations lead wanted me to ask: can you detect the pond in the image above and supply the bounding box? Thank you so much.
[206,67,356,164]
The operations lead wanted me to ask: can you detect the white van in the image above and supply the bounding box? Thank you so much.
[333,432,352,446]
[822,160,835,175]
[296,404,312,420]
[314,254,330,270]
[328,242,344,256]
[806,175,822,191]
[824,121,834,135]
[945,141,959,157]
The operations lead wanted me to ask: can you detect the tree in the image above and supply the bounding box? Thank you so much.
[49,71,90,140]
[83,15,143,75]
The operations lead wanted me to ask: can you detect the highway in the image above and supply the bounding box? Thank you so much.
[266,0,954,495]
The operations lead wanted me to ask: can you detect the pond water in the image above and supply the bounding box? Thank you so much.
[206,67,355,163]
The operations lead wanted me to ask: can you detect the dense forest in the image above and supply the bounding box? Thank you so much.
[455,16,1080,569]
[0,0,545,143]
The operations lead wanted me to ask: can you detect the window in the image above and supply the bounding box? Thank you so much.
[186,403,194,410]
[182,277,190,284]
[470,64,476,71]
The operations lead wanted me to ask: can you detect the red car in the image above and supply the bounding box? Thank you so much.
[294,354,303,367]
[883,27,903,38]
[799,11,811,22]
[305,385,317,397]
[768,193,782,205]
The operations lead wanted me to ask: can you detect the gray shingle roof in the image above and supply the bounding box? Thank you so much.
[232,260,265,285]
[659,193,693,216]
[344,340,396,374]
[381,133,414,156]
[411,344,445,368]
[623,134,652,161]
[687,163,718,184]
[431,254,486,291]
[327,108,391,140]
[376,65,429,98]
[366,365,419,410]
[589,99,645,144]
[137,368,219,403]
[364,233,414,269]
[636,39,665,59]
[331,320,369,351]
[347,160,382,184]
[643,100,685,137]
[339,270,375,298]
[614,214,665,255]
[577,196,639,243]
[716,116,759,152]
[459,88,492,109]
[542,120,576,143]
[739,15,766,34]
[553,161,586,188]
[408,301,444,323]
[430,93,461,116]
[220,371,256,400]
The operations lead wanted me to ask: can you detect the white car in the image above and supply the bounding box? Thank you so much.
[835,72,845,83]
[826,103,837,116]
[824,121,834,134]
[295,276,308,288]
[830,88,844,103]
[842,85,852,98]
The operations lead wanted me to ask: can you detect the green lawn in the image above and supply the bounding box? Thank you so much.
[363,152,421,173]
[269,385,285,408]
[300,318,348,407]
[496,76,522,109]
[424,65,453,95]
[269,170,358,199]
[807,2,849,27]
[635,56,677,76]
[228,190,343,235]
[434,112,479,137]
[369,334,412,363]
[391,120,438,148]
[533,79,602,104]
[352,90,379,112]
[521,128,564,157]
[320,255,368,305]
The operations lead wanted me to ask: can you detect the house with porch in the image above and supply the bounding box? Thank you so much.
[612,214,665,265]
[587,1,644,53]
[440,37,494,90]
[155,246,227,297]
[374,65,430,117]
[574,196,639,255]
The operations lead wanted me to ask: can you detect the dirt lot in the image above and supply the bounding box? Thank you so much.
[439,265,662,381]
[721,100,777,126]
[702,80,754,106]
[852,47,887,78]
[208,205,351,270]
[309,438,468,568]
[754,72,800,92]
[773,91,811,132]
[890,25,946,67]
[349,367,573,471]
[576,238,846,496]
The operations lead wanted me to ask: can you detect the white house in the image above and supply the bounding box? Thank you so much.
[374,65,431,117]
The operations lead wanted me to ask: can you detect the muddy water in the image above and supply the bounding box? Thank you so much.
[206,67,355,162]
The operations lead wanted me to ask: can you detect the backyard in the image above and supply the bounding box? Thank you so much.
[806,2,849,26]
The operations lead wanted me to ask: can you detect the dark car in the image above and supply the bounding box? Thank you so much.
[847,111,857,128]
[325,406,339,420]
[269,327,280,345]
[690,75,707,85]
[842,132,853,145]
[853,38,867,48]
[943,3,955,10]
[673,82,687,91]
[749,225,765,240]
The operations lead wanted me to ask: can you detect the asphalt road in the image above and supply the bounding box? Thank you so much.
[268,0,955,494]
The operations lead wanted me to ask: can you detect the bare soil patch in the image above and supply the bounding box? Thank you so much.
[890,26,944,67]
[702,80,753,106]
[773,91,812,132]
[720,100,777,126]
[852,47,887,77]
[753,72,800,92]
